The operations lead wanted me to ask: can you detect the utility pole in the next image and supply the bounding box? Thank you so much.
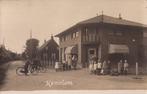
[30,29,32,39]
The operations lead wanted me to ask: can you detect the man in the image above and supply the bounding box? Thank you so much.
[107,60,111,74]
[118,60,123,75]
[62,59,66,71]
[93,58,97,75]
[72,55,78,70]
[24,60,30,76]
[124,60,129,75]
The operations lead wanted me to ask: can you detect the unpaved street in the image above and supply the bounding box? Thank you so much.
[1,60,147,90]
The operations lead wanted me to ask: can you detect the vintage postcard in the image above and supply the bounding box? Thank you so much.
[0,0,147,94]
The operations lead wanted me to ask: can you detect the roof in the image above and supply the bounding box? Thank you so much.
[39,37,59,51]
[78,15,146,27]
[56,15,147,37]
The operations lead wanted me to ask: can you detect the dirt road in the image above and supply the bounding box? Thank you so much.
[1,60,147,90]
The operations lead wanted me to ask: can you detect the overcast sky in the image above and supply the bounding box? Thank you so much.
[0,0,147,53]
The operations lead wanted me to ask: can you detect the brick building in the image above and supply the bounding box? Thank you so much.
[56,14,147,73]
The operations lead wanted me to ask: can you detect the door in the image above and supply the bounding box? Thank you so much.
[88,48,96,59]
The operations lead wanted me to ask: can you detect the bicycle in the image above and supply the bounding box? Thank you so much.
[16,64,38,76]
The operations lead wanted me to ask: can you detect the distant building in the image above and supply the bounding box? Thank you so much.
[56,14,147,73]
[39,36,59,67]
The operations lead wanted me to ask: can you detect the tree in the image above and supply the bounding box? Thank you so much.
[25,38,39,60]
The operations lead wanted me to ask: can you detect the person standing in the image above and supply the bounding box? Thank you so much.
[55,60,59,72]
[89,56,94,74]
[72,55,78,70]
[102,60,107,75]
[62,59,66,71]
[107,60,111,74]
[118,60,123,75]
[93,58,97,75]
[24,60,30,76]
[97,59,102,75]
[124,60,129,75]
[68,55,72,70]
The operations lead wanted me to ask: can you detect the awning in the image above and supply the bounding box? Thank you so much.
[65,46,78,54]
[109,44,129,54]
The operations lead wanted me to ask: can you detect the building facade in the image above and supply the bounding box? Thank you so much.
[56,15,147,73]
[39,36,59,67]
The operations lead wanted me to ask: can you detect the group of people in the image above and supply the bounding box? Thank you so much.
[117,59,129,75]
[55,54,78,72]
[89,57,111,75]
[89,56,129,76]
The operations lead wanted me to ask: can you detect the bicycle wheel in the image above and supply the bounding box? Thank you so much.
[16,67,25,76]
[30,66,38,75]
[39,67,47,73]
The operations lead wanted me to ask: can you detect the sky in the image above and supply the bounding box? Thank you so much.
[0,0,147,53]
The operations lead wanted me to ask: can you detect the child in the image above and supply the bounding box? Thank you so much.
[55,61,59,72]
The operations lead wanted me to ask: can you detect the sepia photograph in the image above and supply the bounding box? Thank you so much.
[0,0,147,93]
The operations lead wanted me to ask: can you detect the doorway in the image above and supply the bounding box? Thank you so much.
[88,48,96,59]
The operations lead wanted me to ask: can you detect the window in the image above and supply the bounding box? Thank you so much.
[144,33,147,37]
[108,32,114,35]
[60,37,62,42]
[71,32,79,39]
[60,37,65,42]
[89,50,95,54]
[116,32,122,36]
[76,32,79,37]
[65,36,68,41]
[62,36,65,41]
[108,31,123,36]
[73,32,76,38]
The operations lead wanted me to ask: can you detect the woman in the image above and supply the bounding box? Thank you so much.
[89,56,94,74]
[93,59,97,75]
[97,59,102,75]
